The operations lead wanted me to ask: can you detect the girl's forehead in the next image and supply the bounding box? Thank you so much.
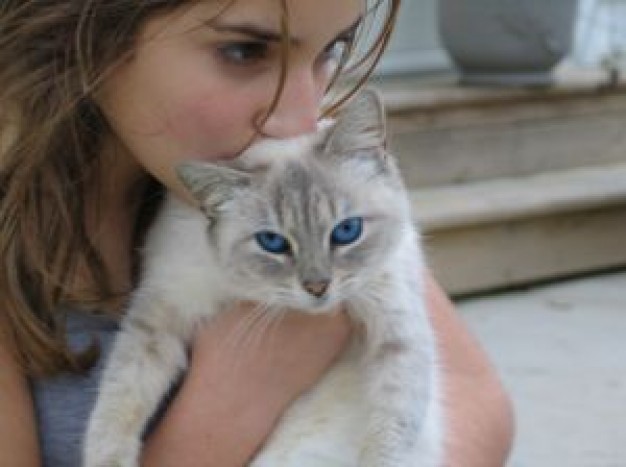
[134,0,363,66]
[194,0,363,40]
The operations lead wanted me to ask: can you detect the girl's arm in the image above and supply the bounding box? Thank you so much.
[0,328,41,467]
[141,307,353,467]
[424,270,516,466]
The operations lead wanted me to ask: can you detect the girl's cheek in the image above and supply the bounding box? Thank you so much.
[165,95,254,160]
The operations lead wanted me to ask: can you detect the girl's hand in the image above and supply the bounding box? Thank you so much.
[141,304,352,467]
[190,303,353,402]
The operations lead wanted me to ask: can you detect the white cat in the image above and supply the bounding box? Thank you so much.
[84,90,443,467]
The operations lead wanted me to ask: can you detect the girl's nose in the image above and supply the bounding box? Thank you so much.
[259,68,323,138]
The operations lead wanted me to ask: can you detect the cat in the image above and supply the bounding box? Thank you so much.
[83,90,443,467]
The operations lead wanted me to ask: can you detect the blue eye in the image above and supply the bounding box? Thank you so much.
[330,217,363,246]
[255,231,290,254]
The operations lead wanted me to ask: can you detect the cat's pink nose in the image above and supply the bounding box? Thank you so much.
[303,280,329,297]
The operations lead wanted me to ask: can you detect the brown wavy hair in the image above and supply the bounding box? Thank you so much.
[0,0,401,377]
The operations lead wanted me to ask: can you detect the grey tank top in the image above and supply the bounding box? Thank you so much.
[30,311,121,467]
[30,310,185,466]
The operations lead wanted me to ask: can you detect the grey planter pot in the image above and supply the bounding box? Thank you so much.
[438,0,579,86]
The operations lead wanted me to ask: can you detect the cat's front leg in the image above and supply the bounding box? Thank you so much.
[356,293,440,467]
[83,303,189,467]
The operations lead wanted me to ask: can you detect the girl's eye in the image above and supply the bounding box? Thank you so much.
[330,217,363,246]
[217,41,269,65]
[255,231,291,254]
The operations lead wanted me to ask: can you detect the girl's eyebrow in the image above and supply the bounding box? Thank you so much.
[208,21,287,43]
[206,16,362,45]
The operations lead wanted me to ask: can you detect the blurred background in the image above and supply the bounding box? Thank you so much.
[372,1,626,465]
[379,0,626,77]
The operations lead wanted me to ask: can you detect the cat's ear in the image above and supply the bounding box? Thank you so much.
[323,88,387,155]
[176,161,251,218]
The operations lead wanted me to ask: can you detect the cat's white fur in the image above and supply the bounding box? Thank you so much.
[84,91,443,467]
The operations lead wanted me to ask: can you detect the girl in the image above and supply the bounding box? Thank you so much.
[0,1,514,466]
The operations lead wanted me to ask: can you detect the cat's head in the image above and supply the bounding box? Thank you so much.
[177,90,413,312]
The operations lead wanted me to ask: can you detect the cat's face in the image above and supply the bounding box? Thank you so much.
[179,90,412,312]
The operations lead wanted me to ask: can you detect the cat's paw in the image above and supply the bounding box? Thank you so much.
[358,434,441,467]
[358,426,425,467]
[83,436,141,467]
[358,451,403,467]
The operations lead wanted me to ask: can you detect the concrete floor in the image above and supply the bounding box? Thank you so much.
[456,270,626,467]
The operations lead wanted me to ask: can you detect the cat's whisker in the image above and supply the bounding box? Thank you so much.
[239,301,287,365]
[275,288,297,305]
[240,303,275,353]
[226,304,284,373]
[221,306,262,349]
[263,306,289,363]
[218,305,268,364]
[235,301,280,357]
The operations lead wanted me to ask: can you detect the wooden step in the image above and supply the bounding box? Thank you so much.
[411,163,626,295]
[380,69,626,188]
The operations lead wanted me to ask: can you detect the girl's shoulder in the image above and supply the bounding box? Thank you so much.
[0,316,41,466]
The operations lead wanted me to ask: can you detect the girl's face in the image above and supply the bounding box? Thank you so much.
[97,0,362,198]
